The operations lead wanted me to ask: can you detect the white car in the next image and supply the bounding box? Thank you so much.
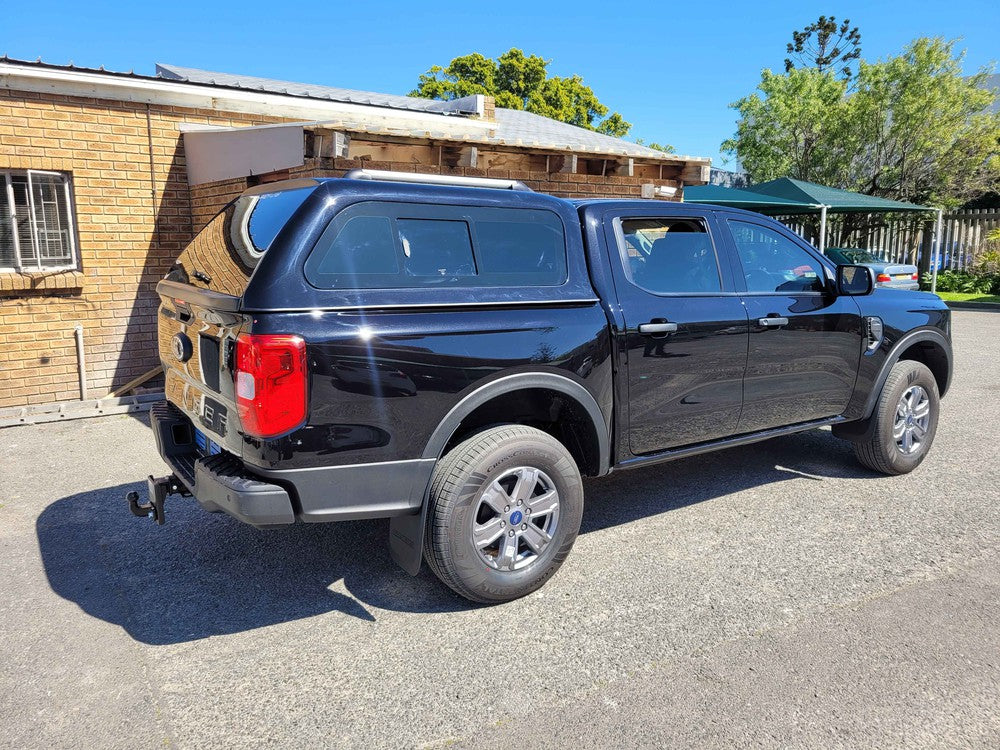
[825,248,920,290]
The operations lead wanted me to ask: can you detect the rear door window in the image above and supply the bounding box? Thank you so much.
[617,217,723,294]
[304,202,567,290]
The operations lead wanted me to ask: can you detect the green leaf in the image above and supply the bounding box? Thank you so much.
[723,37,1000,208]
[411,48,632,137]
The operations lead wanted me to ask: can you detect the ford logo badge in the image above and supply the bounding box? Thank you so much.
[172,333,193,363]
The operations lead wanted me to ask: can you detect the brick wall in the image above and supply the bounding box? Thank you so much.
[0,89,281,408]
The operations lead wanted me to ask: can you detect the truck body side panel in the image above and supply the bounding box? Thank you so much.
[242,304,614,470]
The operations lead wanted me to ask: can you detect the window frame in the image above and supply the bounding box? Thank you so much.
[610,215,728,297]
[1,169,79,273]
[725,216,834,296]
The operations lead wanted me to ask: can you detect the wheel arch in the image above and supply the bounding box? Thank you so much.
[420,372,611,476]
[834,327,951,443]
[866,328,952,418]
[390,372,611,577]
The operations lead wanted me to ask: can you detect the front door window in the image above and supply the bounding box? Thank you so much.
[728,220,825,293]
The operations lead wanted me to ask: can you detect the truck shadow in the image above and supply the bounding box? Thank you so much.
[36,428,871,645]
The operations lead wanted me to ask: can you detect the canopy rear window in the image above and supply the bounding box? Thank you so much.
[165,184,315,296]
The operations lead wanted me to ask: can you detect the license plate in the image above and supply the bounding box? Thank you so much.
[193,428,223,456]
[893,274,911,280]
[199,396,228,436]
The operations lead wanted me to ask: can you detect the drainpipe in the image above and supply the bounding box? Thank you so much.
[74,324,87,400]
[930,209,944,294]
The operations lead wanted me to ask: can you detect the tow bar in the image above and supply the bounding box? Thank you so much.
[126,474,188,525]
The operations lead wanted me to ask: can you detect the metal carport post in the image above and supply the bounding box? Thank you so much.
[931,208,944,294]
[817,205,828,254]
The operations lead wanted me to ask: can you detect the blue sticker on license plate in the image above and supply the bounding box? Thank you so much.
[193,428,222,455]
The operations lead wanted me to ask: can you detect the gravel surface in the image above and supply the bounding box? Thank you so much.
[1,311,997,749]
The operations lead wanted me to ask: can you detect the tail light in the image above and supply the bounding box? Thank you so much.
[234,334,307,438]
[876,273,892,283]
[911,272,919,281]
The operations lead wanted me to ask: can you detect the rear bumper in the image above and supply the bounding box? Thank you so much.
[151,402,296,527]
[150,401,433,526]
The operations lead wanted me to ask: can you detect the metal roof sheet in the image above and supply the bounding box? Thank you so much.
[158,63,703,162]
[493,108,677,159]
[156,63,482,115]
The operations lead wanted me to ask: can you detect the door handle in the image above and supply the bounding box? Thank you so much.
[638,321,678,335]
[758,316,789,328]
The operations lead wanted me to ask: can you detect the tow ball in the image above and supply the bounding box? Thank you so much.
[126,475,188,525]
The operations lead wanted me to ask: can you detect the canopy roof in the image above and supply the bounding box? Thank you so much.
[685,178,932,215]
[683,184,819,214]
[746,177,930,213]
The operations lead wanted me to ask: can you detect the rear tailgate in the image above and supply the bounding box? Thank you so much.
[157,279,247,456]
[155,181,318,454]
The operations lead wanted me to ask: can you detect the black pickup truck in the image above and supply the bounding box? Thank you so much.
[134,170,952,603]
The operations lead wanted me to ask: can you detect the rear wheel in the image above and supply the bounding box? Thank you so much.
[852,360,940,475]
[424,425,584,603]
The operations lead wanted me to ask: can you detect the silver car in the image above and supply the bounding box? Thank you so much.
[825,248,920,291]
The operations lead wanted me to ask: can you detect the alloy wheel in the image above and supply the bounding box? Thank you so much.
[893,384,931,455]
[471,466,560,571]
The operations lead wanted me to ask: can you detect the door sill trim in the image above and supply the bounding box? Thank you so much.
[617,416,845,471]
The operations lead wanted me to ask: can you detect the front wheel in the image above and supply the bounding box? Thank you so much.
[423,425,584,603]
[852,360,940,475]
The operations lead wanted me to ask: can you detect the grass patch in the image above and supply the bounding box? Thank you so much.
[934,291,1000,304]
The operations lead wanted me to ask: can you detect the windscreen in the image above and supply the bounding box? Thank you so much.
[164,184,315,296]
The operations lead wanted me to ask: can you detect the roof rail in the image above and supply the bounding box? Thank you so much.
[343,169,533,192]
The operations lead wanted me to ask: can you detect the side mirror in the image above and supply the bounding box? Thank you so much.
[837,264,874,296]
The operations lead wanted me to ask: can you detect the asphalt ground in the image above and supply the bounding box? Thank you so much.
[1,311,998,749]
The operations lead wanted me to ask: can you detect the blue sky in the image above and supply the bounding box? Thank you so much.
[5,1,998,166]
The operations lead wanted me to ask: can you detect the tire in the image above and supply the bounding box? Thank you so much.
[424,425,584,603]
[852,360,940,475]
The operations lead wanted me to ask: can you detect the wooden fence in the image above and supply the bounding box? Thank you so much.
[776,208,1000,271]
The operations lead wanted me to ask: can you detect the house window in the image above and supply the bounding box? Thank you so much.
[0,170,78,272]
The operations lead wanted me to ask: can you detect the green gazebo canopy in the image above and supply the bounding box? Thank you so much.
[683,177,935,259]
[745,177,930,214]
[683,184,819,214]
[685,178,930,215]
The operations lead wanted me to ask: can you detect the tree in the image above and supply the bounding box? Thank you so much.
[721,67,849,186]
[411,48,631,137]
[849,39,999,207]
[785,15,862,81]
[724,38,1000,209]
[636,139,676,153]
